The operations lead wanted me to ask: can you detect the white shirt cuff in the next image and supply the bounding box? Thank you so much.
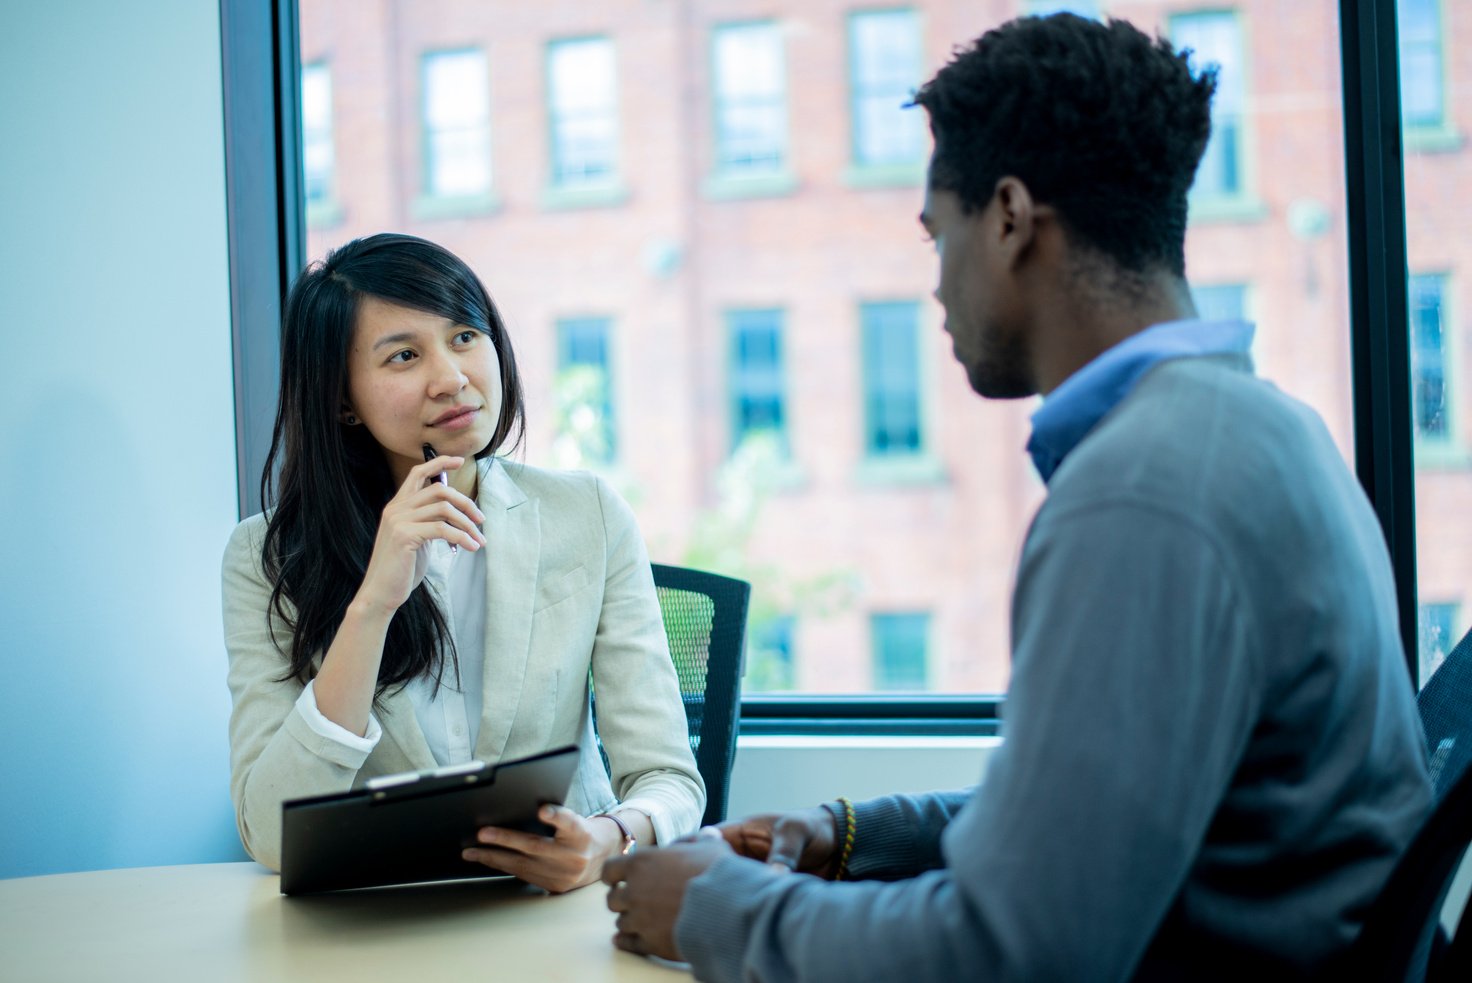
[294,679,382,753]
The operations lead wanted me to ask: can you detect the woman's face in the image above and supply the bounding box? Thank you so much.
[343,295,504,487]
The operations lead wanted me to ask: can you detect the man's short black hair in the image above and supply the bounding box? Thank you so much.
[913,13,1217,277]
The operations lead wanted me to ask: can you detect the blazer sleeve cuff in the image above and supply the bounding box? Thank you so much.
[618,785,702,846]
[288,681,381,767]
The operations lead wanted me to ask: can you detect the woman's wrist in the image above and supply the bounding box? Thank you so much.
[345,593,397,627]
[591,813,635,858]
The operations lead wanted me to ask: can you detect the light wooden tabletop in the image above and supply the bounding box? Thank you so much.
[0,862,689,983]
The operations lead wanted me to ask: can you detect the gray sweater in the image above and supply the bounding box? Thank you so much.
[675,355,1431,982]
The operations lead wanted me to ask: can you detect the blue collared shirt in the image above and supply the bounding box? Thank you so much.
[1026,318,1256,483]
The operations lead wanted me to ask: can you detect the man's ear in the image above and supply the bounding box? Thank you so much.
[992,176,1037,269]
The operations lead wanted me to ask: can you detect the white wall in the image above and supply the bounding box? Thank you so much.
[0,0,245,877]
[728,737,997,818]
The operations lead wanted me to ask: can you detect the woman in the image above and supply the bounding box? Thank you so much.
[222,233,703,892]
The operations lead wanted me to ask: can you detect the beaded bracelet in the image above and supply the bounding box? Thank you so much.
[833,796,856,881]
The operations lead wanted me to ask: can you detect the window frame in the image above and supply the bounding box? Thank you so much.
[417,47,496,213]
[544,35,623,195]
[845,7,926,172]
[871,611,933,692]
[707,20,793,195]
[299,60,339,227]
[222,0,1424,737]
[1417,600,1462,684]
[859,299,926,460]
[1022,1,1102,18]
[1397,0,1457,149]
[725,307,792,458]
[555,315,619,466]
[1169,8,1266,223]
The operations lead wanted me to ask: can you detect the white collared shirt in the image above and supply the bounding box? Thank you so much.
[294,536,488,766]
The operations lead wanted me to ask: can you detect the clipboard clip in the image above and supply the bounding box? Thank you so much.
[365,760,487,800]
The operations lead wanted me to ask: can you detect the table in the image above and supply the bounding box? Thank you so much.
[0,862,688,982]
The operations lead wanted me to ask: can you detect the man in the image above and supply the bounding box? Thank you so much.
[604,14,1430,981]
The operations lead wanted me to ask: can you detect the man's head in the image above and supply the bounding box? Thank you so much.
[913,14,1217,397]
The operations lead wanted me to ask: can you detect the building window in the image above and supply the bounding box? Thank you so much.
[1172,12,1246,202]
[748,615,796,692]
[1399,0,1446,130]
[872,612,930,691]
[861,301,923,457]
[848,10,925,167]
[1419,602,1460,683]
[556,317,616,464]
[421,49,492,198]
[712,23,788,177]
[727,309,789,454]
[547,38,619,188]
[1410,274,1450,441]
[1024,0,1101,17]
[300,62,335,209]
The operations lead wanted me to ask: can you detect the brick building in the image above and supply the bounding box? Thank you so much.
[299,0,1471,692]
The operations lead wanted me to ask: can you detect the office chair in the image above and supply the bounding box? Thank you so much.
[651,563,751,828]
[1328,627,1472,981]
[590,564,751,829]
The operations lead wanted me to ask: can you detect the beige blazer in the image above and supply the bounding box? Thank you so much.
[222,459,704,870]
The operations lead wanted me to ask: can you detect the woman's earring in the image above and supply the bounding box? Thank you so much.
[342,412,359,426]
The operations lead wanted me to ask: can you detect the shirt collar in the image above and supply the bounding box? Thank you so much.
[1026,318,1255,483]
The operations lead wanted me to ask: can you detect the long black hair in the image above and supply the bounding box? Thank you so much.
[260,233,525,697]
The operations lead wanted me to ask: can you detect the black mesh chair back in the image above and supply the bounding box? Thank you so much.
[1327,628,1472,981]
[652,563,750,828]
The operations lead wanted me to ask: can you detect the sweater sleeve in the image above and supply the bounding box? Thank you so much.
[836,789,975,881]
[674,500,1259,983]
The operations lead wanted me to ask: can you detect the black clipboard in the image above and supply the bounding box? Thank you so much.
[279,744,580,895]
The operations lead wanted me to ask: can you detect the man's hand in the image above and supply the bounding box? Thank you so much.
[602,834,731,960]
[717,807,840,877]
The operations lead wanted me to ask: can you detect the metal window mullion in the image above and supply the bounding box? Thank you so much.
[220,0,303,519]
[1339,0,1419,682]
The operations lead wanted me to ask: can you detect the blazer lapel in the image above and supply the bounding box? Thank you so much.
[375,685,437,772]
[473,458,539,762]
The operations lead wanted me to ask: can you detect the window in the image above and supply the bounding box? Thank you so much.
[1024,0,1101,17]
[555,317,616,465]
[1398,0,1446,131]
[1409,274,1450,442]
[861,301,924,457]
[288,1,1396,703]
[547,38,619,189]
[872,613,930,691]
[848,10,925,167]
[1172,12,1247,202]
[727,309,789,454]
[748,615,796,692]
[421,49,491,198]
[712,23,788,177]
[300,62,335,212]
[1418,602,1461,683]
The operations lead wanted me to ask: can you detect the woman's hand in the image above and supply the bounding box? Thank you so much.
[715,807,840,877]
[463,806,624,894]
[354,455,487,614]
